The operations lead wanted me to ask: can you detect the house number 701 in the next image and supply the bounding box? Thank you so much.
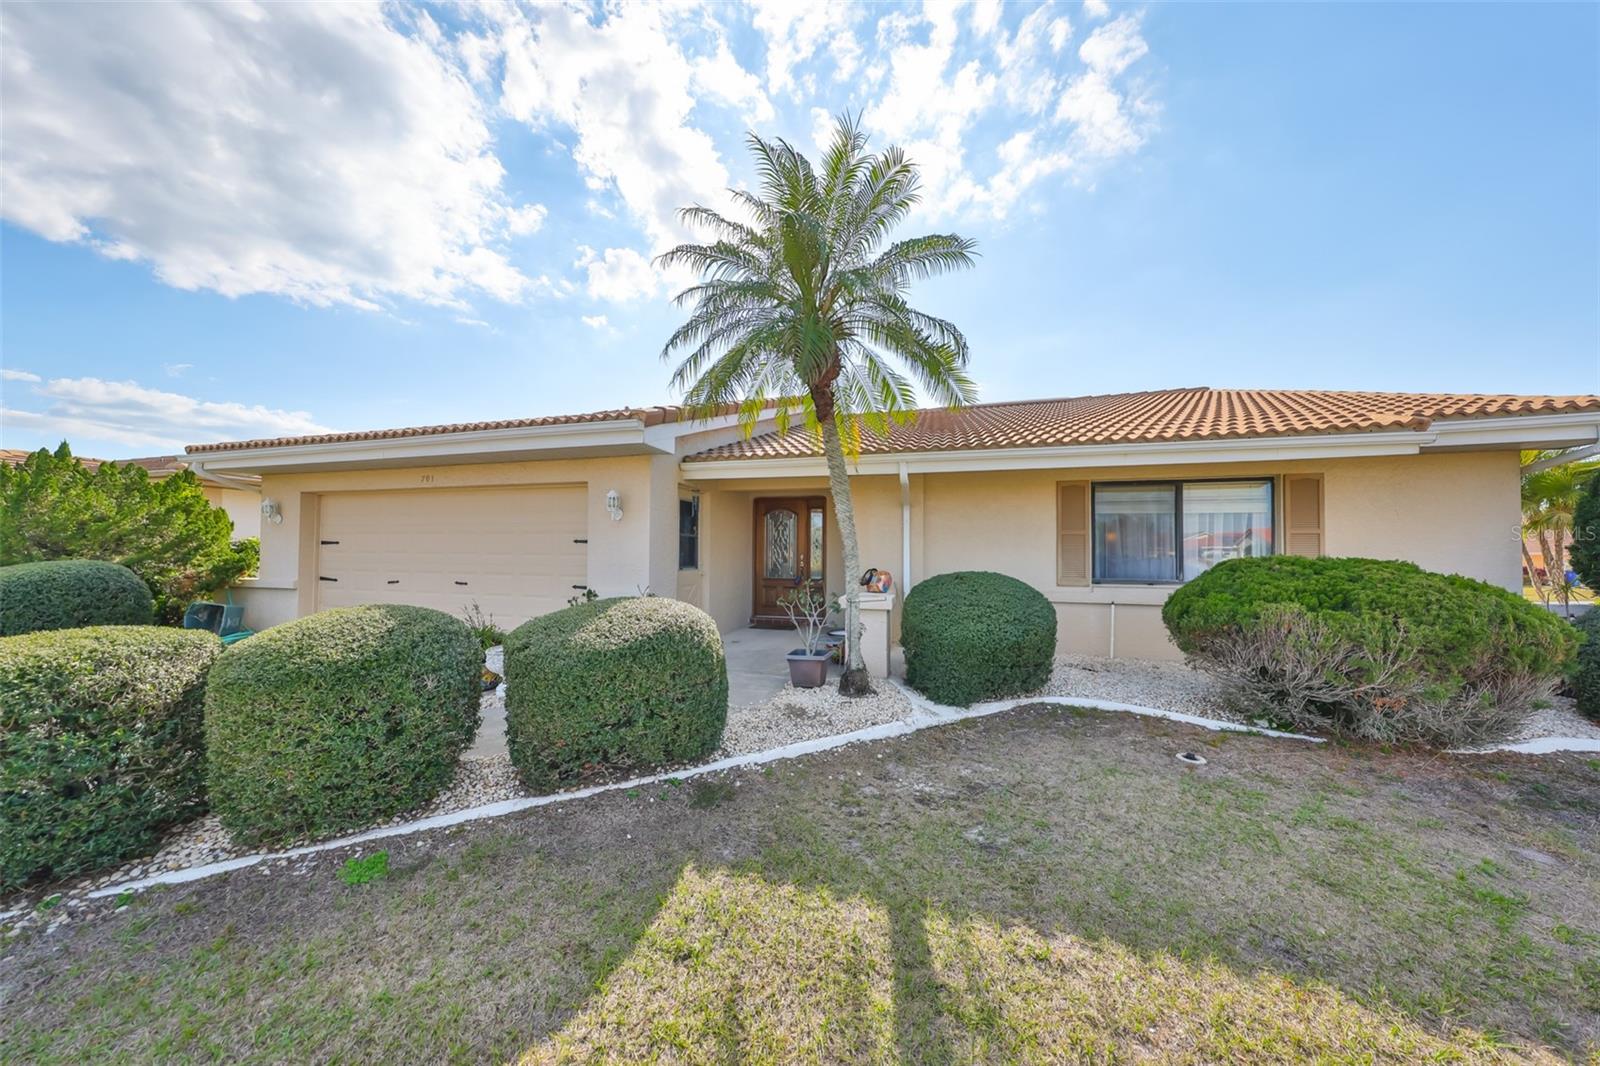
[419,474,434,484]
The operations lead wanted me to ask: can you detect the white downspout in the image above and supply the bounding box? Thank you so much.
[898,462,912,590]
[1108,601,1116,659]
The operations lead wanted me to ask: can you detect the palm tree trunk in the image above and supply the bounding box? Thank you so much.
[1521,538,1547,604]
[817,414,873,696]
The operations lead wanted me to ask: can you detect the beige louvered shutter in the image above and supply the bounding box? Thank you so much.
[1057,481,1091,585]
[1283,474,1324,557]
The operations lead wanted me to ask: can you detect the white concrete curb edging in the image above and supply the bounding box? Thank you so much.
[83,686,1319,903]
[1450,737,1600,755]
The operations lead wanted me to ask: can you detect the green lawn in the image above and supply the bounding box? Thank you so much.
[3,705,1597,1063]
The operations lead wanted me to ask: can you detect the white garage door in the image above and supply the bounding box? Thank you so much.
[315,486,588,628]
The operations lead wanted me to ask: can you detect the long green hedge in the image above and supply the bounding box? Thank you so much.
[1163,556,1577,744]
[504,597,727,791]
[204,605,482,846]
[1,626,220,890]
[901,571,1057,707]
[0,560,154,636]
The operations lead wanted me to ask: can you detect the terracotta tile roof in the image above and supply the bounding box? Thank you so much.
[683,387,1600,462]
[184,404,721,454]
[2,447,112,471]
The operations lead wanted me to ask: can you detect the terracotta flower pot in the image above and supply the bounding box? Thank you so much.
[786,649,831,688]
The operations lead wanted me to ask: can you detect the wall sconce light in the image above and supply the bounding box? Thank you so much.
[260,498,283,525]
[605,489,623,522]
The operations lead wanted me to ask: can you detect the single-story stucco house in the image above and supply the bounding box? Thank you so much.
[185,387,1600,668]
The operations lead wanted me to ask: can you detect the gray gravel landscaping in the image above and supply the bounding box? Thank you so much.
[1046,654,1233,719]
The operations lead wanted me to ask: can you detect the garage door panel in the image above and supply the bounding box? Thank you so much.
[315,486,587,626]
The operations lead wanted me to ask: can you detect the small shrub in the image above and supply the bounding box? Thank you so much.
[205,605,481,846]
[901,571,1057,707]
[504,597,727,791]
[0,560,154,636]
[1163,556,1578,746]
[1571,612,1600,722]
[0,626,221,890]
[462,600,507,651]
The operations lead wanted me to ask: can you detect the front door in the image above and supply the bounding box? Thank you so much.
[752,496,826,626]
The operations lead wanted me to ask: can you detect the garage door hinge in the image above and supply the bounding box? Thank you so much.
[573,538,588,544]
[319,576,337,582]
[320,540,340,545]
[387,580,399,585]
[454,581,468,586]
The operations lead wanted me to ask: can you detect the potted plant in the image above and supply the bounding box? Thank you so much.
[778,582,833,688]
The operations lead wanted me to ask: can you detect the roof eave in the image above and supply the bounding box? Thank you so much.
[680,428,1439,479]
[188,418,664,474]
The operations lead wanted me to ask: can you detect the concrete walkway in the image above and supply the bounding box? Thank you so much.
[724,625,828,708]
[466,627,823,759]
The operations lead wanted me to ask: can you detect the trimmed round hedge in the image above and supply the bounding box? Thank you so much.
[205,605,482,846]
[504,597,727,791]
[1162,556,1577,744]
[0,560,154,636]
[1,626,220,890]
[1572,611,1600,723]
[901,571,1057,707]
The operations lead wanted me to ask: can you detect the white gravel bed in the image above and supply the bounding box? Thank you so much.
[1047,654,1600,745]
[1509,695,1600,743]
[718,681,912,757]
[1045,655,1239,721]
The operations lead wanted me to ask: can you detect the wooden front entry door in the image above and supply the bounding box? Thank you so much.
[752,496,826,626]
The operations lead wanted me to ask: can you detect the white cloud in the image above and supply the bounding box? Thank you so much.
[574,245,659,303]
[748,0,861,95]
[692,36,775,124]
[1057,17,1155,159]
[581,314,613,332]
[1,369,42,383]
[970,0,1004,39]
[0,2,1163,316]
[504,203,548,236]
[496,4,736,253]
[810,107,839,156]
[0,3,534,310]
[1,376,332,450]
[162,362,193,378]
[1078,14,1148,77]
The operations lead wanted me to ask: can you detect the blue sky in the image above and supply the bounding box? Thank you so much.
[2,1,1596,458]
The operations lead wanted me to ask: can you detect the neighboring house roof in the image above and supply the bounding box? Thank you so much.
[0,448,259,486]
[185,404,723,454]
[684,388,1600,462]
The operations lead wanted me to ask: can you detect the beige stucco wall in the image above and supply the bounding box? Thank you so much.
[900,449,1522,660]
[239,453,681,631]
[689,449,1521,661]
[201,485,262,539]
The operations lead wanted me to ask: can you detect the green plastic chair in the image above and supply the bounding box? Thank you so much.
[182,593,254,645]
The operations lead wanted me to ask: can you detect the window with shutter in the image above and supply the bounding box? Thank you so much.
[1283,474,1324,557]
[1057,481,1090,585]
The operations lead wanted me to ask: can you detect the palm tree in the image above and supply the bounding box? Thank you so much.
[658,115,978,695]
[1521,449,1600,612]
